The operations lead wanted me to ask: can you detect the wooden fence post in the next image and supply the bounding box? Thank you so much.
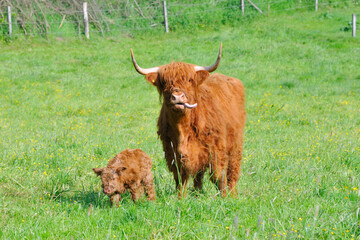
[7,6,12,37]
[241,0,245,15]
[353,14,357,37]
[83,2,89,39]
[247,0,263,14]
[315,0,318,12]
[163,0,169,33]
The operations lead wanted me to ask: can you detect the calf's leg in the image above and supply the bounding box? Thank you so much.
[110,194,121,207]
[143,173,156,201]
[129,181,142,202]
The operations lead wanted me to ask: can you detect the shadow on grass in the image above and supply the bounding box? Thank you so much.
[52,190,111,209]
[52,185,181,209]
[47,170,208,209]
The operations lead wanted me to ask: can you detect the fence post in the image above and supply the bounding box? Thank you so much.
[247,0,263,14]
[7,6,12,37]
[353,14,357,37]
[163,0,169,33]
[83,2,89,39]
[241,0,245,15]
[315,0,318,11]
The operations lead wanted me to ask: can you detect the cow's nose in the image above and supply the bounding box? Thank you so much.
[171,93,185,102]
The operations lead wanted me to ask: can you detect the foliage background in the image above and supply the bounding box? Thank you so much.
[0,0,357,37]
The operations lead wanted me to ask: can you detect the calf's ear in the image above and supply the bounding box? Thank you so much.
[115,167,127,174]
[93,168,104,176]
[145,73,159,86]
[195,70,209,86]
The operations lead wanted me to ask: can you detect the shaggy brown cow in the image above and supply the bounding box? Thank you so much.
[131,44,246,197]
[93,149,155,206]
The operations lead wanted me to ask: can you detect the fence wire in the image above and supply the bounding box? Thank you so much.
[0,0,358,37]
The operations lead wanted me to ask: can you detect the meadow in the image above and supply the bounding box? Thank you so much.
[0,4,360,239]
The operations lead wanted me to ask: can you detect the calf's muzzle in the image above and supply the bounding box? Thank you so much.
[103,186,113,195]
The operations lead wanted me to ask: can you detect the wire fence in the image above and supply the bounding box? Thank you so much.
[0,0,358,38]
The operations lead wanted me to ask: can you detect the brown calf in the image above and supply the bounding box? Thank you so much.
[93,149,155,206]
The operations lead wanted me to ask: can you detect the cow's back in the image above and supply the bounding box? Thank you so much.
[198,73,246,136]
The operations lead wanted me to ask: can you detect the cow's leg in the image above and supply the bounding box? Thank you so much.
[168,156,185,195]
[210,152,228,197]
[227,147,243,197]
[178,170,189,199]
[164,145,182,192]
[210,168,227,197]
[110,194,121,207]
[170,166,181,190]
[143,173,156,201]
[194,170,205,192]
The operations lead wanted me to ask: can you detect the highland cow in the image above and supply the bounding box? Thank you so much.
[131,44,246,197]
[93,149,155,206]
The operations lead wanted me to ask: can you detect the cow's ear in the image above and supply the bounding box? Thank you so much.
[195,70,209,86]
[93,168,104,176]
[145,73,159,86]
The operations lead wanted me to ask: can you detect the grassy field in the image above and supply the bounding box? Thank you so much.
[0,5,360,239]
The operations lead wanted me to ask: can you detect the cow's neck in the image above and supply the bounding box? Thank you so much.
[167,109,192,132]
[165,108,195,153]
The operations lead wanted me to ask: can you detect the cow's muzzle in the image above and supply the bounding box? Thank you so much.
[170,92,197,110]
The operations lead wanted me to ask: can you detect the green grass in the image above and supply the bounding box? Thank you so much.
[0,6,360,239]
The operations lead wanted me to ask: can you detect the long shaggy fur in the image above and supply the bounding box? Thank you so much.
[148,62,246,197]
[93,149,155,206]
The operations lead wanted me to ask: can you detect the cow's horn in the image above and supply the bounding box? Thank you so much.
[194,43,222,73]
[184,103,197,109]
[131,49,159,75]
